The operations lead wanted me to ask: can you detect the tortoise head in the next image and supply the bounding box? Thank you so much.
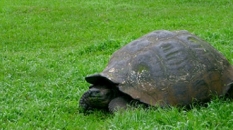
[79,85,116,110]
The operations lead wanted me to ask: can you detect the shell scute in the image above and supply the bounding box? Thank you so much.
[85,30,233,106]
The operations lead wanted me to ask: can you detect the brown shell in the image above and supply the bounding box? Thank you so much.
[85,30,233,107]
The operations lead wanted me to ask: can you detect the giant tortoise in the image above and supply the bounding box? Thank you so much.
[79,30,233,112]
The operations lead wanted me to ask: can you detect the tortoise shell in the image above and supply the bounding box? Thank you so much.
[85,30,233,107]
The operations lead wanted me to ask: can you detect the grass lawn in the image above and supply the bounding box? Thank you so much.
[1,0,233,129]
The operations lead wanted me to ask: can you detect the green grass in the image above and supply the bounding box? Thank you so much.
[1,0,233,129]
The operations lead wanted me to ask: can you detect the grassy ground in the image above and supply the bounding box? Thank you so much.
[1,0,233,129]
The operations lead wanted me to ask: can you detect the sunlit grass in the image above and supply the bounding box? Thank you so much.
[1,0,233,129]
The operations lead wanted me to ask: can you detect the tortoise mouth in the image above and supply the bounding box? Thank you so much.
[84,74,119,108]
[88,96,111,107]
[86,87,113,108]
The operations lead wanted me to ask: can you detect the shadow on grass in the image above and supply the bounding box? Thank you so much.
[77,96,233,118]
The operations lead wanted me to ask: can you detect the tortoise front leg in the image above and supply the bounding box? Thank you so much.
[108,97,129,113]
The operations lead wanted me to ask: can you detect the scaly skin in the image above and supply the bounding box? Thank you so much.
[79,85,115,111]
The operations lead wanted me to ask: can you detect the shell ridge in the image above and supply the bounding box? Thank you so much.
[85,30,233,107]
